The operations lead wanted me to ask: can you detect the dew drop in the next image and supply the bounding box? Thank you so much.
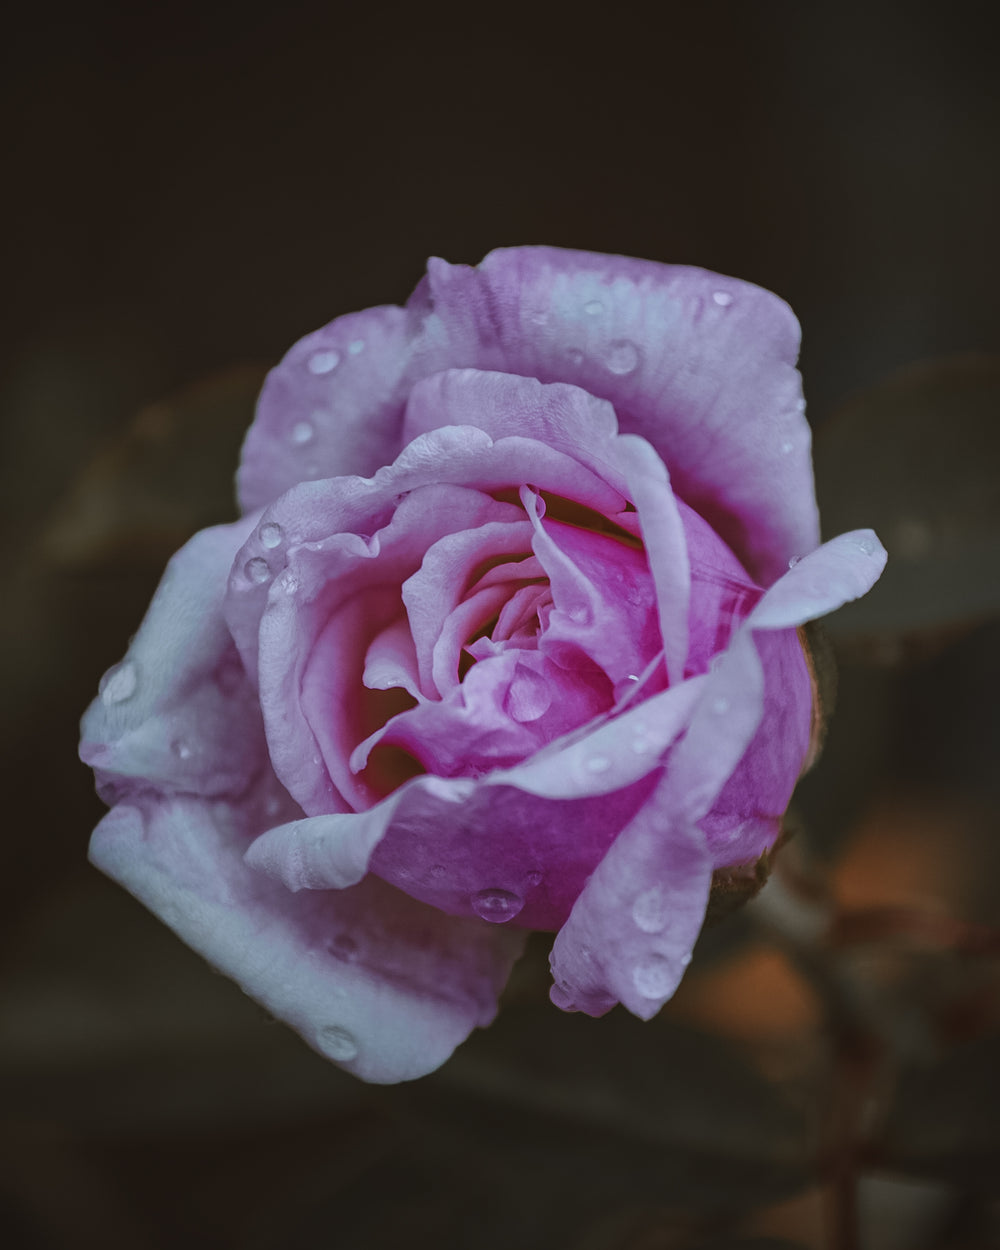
[584,299,604,316]
[99,660,137,706]
[244,557,270,585]
[712,696,730,715]
[472,888,524,923]
[328,933,359,962]
[856,533,878,556]
[632,886,669,934]
[566,347,584,366]
[605,339,639,375]
[307,349,340,375]
[780,440,794,454]
[259,522,283,549]
[317,1024,359,1061]
[290,420,315,445]
[712,291,733,307]
[681,953,692,966]
[788,555,803,569]
[280,572,300,594]
[347,339,366,355]
[585,755,612,774]
[632,954,677,998]
[170,739,192,761]
[626,673,640,682]
[525,870,543,888]
[429,863,447,879]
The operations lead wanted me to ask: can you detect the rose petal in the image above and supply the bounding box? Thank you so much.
[548,779,713,1018]
[91,784,522,1083]
[80,516,264,801]
[238,303,417,513]
[747,529,888,630]
[249,772,656,931]
[423,248,818,583]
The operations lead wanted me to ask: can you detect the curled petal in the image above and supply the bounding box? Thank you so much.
[549,779,713,1018]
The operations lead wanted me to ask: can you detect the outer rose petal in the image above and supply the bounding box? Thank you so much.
[91,784,523,1083]
[550,532,887,1018]
[421,247,818,583]
[237,249,818,584]
[238,303,418,513]
[80,516,264,800]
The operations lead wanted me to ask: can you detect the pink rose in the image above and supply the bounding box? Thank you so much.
[81,247,885,1082]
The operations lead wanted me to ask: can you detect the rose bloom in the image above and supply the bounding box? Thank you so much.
[81,248,885,1082]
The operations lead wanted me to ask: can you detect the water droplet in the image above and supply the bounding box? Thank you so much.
[712,696,729,715]
[280,572,300,594]
[566,347,584,366]
[307,349,340,375]
[472,888,524,923]
[170,739,192,760]
[788,555,803,569]
[856,533,878,556]
[632,953,677,999]
[584,299,604,316]
[632,886,669,933]
[605,340,639,375]
[347,339,365,355]
[585,755,612,774]
[712,291,733,307]
[627,673,640,682]
[525,870,543,887]
[317,1024,358,1061]
[681,953,692,966]
[429,863,447,879]
[780,440,794,454]
[290,420,315,445]
[259,522,283,549]
[328,933,359,961]
[99,660,137,706]
[244,557,270,584]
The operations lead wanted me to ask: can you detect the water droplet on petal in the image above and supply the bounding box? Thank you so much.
[856,533,878,556]
[780,440,794,454]
[307,349,340,375]
[681,953,692,966]
[290,420,315,445]
[788,555,803,569]
[566,347,584,366]
[429,863,447,879]
[605,340,639,375]
[317,1024,358,1061]
[99,660,137,706]
[170,739,192,760]
[712,696,730,715]
[280,572,299,594]
[584,299,604,316]
[632,954,677,998]
[525,871,543,888]
[712,291,733,307]
[585,755,612,774]
[244,557,270,585]
[472,888,524,923]
[347,339,366,355]
[627,673,640,682]
[632,886,669,933]
[259,522,283,549]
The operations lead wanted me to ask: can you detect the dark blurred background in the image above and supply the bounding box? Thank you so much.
[2,3,998,1247]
